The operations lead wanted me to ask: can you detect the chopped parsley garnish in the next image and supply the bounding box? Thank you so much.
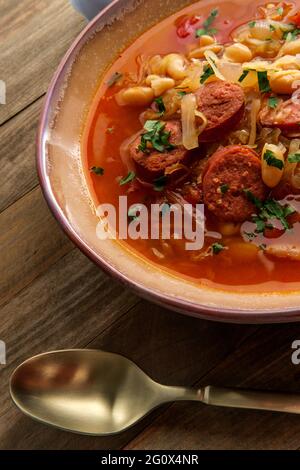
[196,8,218,37]
[153,175,168,192]
[277,7,283,15]
[269,24,276,32]
[268,96,279,109]
[257,70,271,93]
[119,171,136,186]
[178,91,188,97]
[220,183,229,194]
[154,97,166,116]
[138,120,176,154]
[248,21,256,28]
[200,64,215,84]
[128,204,143,221]
[243,190,295,233]
[243,189,263,209]
[161,203,170,215]
[263,149,284,170]
[107,72,123,87]
[238,70,249,83]
[244,231,256,240]
[211,242,225,254]
[288,153,300,163]
[90,166,104,175]
[283,27,300,41]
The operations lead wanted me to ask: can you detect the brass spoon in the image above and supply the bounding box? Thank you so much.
[10,349,300,436]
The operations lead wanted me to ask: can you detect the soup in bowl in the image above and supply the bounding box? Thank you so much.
[38,0,300,322]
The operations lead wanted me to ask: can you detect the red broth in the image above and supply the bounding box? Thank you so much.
[82,0,300,293]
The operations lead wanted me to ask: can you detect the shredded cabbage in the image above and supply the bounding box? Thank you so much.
[204,50,225,81]
[248,97,261,146]
[181,94,200,150]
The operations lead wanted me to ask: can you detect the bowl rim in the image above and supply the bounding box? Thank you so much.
[37,0,300,324]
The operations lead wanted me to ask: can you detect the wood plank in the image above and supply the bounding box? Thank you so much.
[126,323,300,450]
[0,0,86,124]
[0,300,255,449]
[0,186,73,306]
[0,248,139,449]
[0,98,42,212]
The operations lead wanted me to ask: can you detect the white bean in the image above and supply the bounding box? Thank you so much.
[269,69,300,94]
[188,44,223,59]
[199,35,215,47]
[164,54,187,80]
[146,75,175,96]
[224,43,253,63]
[261,143,284,188]
[116,87,154,106]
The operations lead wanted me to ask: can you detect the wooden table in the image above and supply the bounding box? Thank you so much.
[1,0,300,451]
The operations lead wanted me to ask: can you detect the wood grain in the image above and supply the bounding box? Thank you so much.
[0,248,139,449]
[0,98,42,212]
[0,0,86,124]
[0,186,73,306]
[126,323,300,450]
[2,0,300,451]
[0,299,255,449]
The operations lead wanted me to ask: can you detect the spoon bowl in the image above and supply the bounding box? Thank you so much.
[9,350,196,435]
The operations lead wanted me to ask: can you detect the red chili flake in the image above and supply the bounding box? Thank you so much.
[263,227,285,239]
[175,15,199,38]
[290,10,300,27]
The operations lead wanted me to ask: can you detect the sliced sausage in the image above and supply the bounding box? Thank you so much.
[260,98,300,134]
[129,120,189,182]
[196,81,245,142]
[271,179,300,199]
[203,145,267,222]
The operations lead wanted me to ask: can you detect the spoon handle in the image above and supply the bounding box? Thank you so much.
[202,386,300,414]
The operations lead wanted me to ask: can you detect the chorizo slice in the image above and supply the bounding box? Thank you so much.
[260,98,300,134]
[203,145,267,222]
[129,120,189,182]
[196,81,245,142]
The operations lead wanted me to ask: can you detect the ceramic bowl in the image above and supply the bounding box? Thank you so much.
[37,0,300,323]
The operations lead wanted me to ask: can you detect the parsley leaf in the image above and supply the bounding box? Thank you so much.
[196,8,218,37]
[243,189,263,209]
[288,153,300,163]
[238,70,249,83]
[128,203,144,221]
[248,21,256,28]
[283,28,300,41]
[177,91,187,97]
[119,171,136,186]
[200,64,215,84]
[244,190,295,233]
[138,121,176,154]
[220,184,229,194]
[257,70,271,93]
[90,166,104,175]
[154,97,166,116]
[107,72,123,87]
[268,96,279,109]
[153,175,168,192]
[263,149,284,170]
[277,7,283,15]
[161,203,170,215]
[211,242,225,254]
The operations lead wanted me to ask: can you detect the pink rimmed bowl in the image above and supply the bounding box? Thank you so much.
[37,0,300,323]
